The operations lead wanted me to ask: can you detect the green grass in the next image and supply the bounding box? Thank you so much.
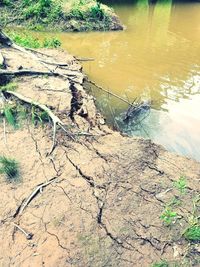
[6,31,61,49]
[21,0,62,23]
[0,156,20,181]
[3,105,18,129]
[160,207,177,225]
[0,82,18,92]
[1,87,50,128]
[184,225,200,242]
[152,260,169,267]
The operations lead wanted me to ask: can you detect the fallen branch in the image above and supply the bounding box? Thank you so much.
[0,68,84,86]
[0,69,78,78]
[0,69,56,77]
[4,90,75,153]
[75,57,94,62]
[15,177,57,217]
[13,223,33,240]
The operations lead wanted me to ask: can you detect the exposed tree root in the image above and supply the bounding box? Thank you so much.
[0,31,82,82]
[0,69,79,79]
[13,223,33,240]
[75,57,94,62]
[14,177,57,218]
[3,90,75,154]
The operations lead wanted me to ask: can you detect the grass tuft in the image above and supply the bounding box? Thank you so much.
[184,225,200,242]
[160,207,177,225]
[152,260,169,267]
[3,105,17,129]
[6,31,61,49]
[0,82,18,92]
[0,156,20,181]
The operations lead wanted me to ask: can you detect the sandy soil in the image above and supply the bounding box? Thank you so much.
[0,46,199,267]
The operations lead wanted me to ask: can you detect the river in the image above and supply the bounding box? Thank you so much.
[44,0,200,161]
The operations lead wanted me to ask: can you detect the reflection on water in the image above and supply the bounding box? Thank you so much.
[41,0,200,160]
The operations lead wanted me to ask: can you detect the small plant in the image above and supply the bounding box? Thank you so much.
[183,225,200,242]
[0,156,20,181]
[160,207,177,225]
[174,176,187,194]
[152,260,169,267]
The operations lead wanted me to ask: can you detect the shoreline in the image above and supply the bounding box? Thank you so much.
[0,42,199,266]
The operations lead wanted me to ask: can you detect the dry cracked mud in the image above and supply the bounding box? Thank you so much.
[0,44,199,267]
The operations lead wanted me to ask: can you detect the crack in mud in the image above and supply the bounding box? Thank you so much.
[65,153,106,189]
[44,223,69,252]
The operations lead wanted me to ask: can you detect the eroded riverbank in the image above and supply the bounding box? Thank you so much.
[0,38,200,266]
[38,0,200,162]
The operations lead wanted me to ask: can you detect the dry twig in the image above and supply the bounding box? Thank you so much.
[15,177,57,217]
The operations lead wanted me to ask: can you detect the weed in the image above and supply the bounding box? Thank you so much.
[152,260,169,267]
[183,196,200,242]
[184,225,200,242]
[0,156,20,181]
[174,176,187,194]
[160,207,177,225]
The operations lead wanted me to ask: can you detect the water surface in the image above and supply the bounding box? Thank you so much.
[44,0,200,161]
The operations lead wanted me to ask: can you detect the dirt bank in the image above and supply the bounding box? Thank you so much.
[0,42,199,267]
[0,0,123,32]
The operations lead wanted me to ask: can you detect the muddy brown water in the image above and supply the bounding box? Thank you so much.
[38,0,200,161]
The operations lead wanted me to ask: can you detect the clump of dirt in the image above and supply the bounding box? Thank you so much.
[0,42,199,267]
